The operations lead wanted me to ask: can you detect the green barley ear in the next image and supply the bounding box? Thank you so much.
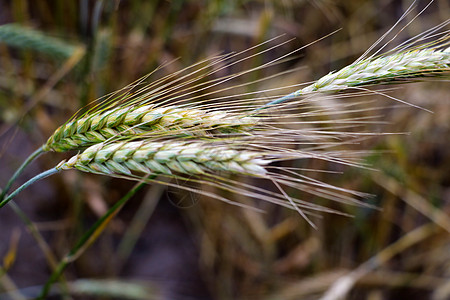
[55,140,270,176]
[42,39,296,152]
[0,23,80,60]
[43,105,258,152]
[263,38,450,108]
[52,138,370,221]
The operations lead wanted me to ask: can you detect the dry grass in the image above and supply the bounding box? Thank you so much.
[0,1,449,300]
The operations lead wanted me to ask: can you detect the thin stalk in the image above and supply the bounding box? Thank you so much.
[0,146,45,200]
[116,183,163,270]
[0,167,59,208]
[261,92,296,108]
[38,180,148,300]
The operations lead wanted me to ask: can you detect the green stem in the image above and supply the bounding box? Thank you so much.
[0,146,45,201]
[252,91,298,113]
[38,180,148,300]
[0,167,59,209]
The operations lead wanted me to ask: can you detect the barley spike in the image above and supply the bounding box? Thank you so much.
[56,140,270,177]
[265,45,450,107]
[44,105,258,152]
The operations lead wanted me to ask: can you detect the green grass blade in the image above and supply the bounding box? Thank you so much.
[0,23,79,60]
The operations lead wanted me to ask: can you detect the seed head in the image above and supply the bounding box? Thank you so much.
[56,140,270,177]
[44,105,258,152]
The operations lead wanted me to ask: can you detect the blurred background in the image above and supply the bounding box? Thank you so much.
[0,0,449,299]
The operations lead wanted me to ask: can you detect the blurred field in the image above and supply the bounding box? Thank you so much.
[0,0,449,299]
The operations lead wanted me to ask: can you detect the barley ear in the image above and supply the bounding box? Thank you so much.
[261,44,450,108]
[43,106,259,152]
